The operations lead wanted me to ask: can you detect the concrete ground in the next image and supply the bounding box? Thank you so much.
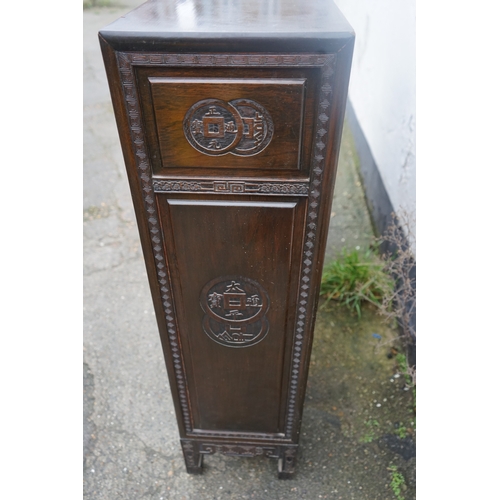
[84,3,416,498]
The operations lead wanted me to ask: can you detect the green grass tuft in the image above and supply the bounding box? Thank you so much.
[320,248,394,317]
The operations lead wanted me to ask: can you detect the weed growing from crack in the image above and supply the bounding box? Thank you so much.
[360,419,380,443]
[377,212,416,388]
[396,353,413,387]
[395,423,408,439]
[388,465,407,500]
[321,212,416,392]
[321,211,417,443]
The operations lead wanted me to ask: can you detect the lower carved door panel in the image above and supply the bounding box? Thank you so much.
[157,195,307,435]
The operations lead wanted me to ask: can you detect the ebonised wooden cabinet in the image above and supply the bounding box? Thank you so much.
[99,0,354,478]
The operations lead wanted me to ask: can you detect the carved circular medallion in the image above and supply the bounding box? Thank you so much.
[183,98,273,157]
[228,99,274,156]
[200,276,270,348]
[183,99,243,155]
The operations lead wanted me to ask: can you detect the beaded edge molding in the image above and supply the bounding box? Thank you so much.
[116,51,337,439]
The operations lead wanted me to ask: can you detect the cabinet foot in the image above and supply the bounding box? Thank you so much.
[180,440,203,474]
[277,446,297,479]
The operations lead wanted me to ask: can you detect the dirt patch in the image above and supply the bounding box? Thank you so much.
[303,299,416,498]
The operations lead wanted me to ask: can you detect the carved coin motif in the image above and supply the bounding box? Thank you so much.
[228,99,274,156]
[183,99,243,154]
[184,99,273,156]
[200,276,270,348]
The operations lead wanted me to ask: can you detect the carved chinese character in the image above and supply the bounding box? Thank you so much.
[246,295,261,307]
[223,281,246,310]
[208,139,221,149]
[225,309,244,320]
[205,106,220,116]
[208,292,223,309]
[190,119,203,135]
[225,121,237,133]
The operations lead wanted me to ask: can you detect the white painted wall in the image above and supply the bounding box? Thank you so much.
[335,0,416,245]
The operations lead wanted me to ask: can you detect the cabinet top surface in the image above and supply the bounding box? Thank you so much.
[99,0,353,50]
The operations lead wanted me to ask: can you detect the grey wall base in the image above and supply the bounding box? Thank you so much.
[345,100,416,365]
[344,99,395,238]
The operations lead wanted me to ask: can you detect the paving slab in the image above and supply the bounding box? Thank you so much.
[84,3,416,498]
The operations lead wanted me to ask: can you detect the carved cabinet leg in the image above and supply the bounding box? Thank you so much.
[277,446,298,479]
[180,440,203,474]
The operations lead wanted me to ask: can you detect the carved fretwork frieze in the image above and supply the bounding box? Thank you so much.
[126,53,329,67]
[152,179,309,196]
[199,443,280,458]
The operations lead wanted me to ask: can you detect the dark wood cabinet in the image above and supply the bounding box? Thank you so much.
[99,0,354,478]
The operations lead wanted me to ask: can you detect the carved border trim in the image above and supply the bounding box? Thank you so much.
[153,179,309,196]
[284,55,337,437]
[117,52,193,433]
[116,51,337,440]
[127,53,328,67]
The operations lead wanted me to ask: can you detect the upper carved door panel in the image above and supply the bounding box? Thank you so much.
[135,67,320,178]
[151,77,304,166]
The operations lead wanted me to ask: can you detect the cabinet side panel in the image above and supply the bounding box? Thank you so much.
[158,197,305,434]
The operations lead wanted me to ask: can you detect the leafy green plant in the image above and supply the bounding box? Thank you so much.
[396,353,412,386]
[320,248,394,317]
[395,423,407,439]
[395,352,416,414]
[388,465,406,500]
[360,419,380,443]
